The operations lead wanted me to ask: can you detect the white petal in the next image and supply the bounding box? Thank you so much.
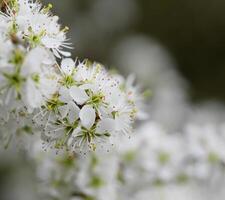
[67,126,82,147]
[71,126,82,136]
[68,102,80,124]
[126,74,136,87]
[98,105,112,119]
[69,86,89,105]
[79,105,96,129]
[22,79,43,111]
[22,47,46,75]
[96,118,115,134]
[115,114,132,134]
[59,87,73,103]
[58,50,71,57]
[61,58,75,75]
[58,105,69,119]
[52,48,61,58]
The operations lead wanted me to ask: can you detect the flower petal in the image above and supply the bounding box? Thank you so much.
[67,126,82,147]
[96,118,115,134]
[59,87,72,103]
[69,86,89,105]
[61,58,75,75]
[79,105,96,129]
[58,105,69,119]
[68,102,80,124]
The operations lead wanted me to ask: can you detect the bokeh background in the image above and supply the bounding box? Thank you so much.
[1,1,225,200]
[43,0,225,103]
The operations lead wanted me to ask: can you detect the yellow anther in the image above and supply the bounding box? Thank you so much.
[48,3,53,9]
[62,26,69,32]
[42,3,53,13]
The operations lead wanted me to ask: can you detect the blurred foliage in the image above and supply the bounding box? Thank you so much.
[45,0,225,102]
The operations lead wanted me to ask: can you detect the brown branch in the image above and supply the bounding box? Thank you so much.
[0,0,9,13]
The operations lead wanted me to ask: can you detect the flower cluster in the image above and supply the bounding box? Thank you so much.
[39,59,143,153]
[1,0,71,57]
[0,0,145,153]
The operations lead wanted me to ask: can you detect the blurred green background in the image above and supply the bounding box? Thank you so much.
[44,0,225,102]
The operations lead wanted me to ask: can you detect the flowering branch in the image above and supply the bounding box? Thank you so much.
[0,0,146,154]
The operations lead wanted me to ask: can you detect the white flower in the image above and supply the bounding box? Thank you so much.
[0,45,59,112]
[0,106,37,150]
